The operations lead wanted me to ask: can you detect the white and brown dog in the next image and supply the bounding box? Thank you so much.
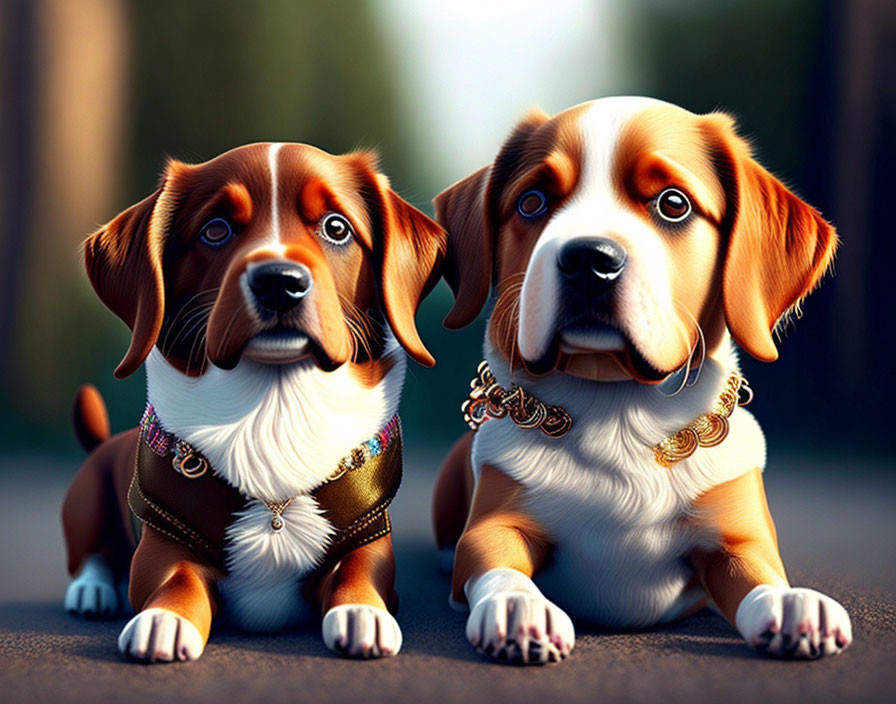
[63,143,445,662]
[432,97,851,663]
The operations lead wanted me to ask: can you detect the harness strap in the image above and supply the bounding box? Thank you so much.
[127,417,403,577]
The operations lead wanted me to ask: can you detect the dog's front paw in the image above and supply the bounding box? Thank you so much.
[64,555,119,618]
[736,585,852,659]
[322,604,402,658]
[118,608,205,663]
[466,591,575,664]
[465,568,574,664]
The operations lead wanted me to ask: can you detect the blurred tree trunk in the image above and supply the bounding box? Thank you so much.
[4,0,128,423]
[0,0,37,380]
[829,0,895,395]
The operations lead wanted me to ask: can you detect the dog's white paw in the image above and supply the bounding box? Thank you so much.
[118,608,205,663]
[64,555,120,618]
[736,585,852,659]
[322,604,402,658]
[465,568,575,664]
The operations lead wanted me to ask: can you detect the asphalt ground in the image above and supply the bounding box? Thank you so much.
[0,449,894,704]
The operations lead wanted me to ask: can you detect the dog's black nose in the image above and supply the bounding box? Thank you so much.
[247,261,312,313]
[558,237,626,297]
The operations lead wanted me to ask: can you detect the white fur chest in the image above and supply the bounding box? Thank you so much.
[144,345,405,632]
[472,344,766,627]
[219,496,334,632]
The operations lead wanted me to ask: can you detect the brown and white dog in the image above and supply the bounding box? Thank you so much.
[63,142,445,662]
[432,97,851,663]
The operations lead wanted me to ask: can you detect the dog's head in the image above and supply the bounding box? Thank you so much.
[435,97,837,382]
[85,143,445,379]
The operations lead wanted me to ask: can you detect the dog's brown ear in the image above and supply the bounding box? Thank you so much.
[435,108,550,329]
[702,114,838,362]
[83,161,184,378]
[434,166,491,329]
[359,160,446,367]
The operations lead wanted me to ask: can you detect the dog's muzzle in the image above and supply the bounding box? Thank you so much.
[558,237,626,298]
[247,260,313,314]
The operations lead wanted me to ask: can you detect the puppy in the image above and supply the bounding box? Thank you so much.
[62,143,445,662]
[432,97,851,663]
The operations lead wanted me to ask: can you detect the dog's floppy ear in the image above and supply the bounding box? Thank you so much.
[83,160,185,378]
[434,166,491,329]
[357,156,446,367]
[435,108,550,329]
[702,114,838,362]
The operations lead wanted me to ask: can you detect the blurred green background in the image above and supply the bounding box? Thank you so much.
[0,0,893,465]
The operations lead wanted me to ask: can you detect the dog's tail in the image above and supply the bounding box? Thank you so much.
[72,384,111,453]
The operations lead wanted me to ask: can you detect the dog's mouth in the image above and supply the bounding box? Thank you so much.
[559,320,626,354]
[237,322,346,371]
[521,315,675,383]
[242,327,312,365]
[207,310,348,372]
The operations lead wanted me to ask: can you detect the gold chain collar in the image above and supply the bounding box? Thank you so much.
[462,361,573,438]
[461,360,753,467]
[653,372,752,467]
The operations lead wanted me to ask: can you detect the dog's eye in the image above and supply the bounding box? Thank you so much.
[319,213,353,245]
[518,189,548,218]
[656,188,691,223]
[199,218,234,247]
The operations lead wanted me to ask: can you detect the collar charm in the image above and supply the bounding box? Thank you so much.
[262,498,294,532]
[462,361,573,439]
[173,439,209,478]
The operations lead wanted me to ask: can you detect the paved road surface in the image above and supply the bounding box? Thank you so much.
[0,450,894,703]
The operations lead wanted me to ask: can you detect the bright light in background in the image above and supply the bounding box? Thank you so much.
[376,0,631,185]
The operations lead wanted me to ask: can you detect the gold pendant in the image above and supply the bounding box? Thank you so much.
[263,498,294,532]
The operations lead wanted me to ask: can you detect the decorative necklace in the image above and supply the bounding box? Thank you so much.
[462,361,573,438]
[653,372,752,467]
[460,360,753,467]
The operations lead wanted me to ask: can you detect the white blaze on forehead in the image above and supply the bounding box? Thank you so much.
[268,142,284,244]
[517,97,670,364]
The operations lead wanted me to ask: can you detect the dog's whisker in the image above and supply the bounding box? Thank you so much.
[671,299,707,384]
[657,300,707,396]
[163,310,213,360]
[164,305,214,356]
[338,294,382,363]
[687,324,706,387]
[185,319,211,377]
[344,318,372,363]
[210,307,243,365]
[161,298,217,354]
[491,282,524,374]
[494,272,526,296]
[162,288,220,331]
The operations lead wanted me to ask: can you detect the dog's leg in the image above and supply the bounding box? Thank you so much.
[318,533,402,659]
[61,432,138,618]
[63,554,119,618]
[690,467,852,658]
[432,432,476,574]
[118,525,219,663]
[452,464,573,664]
